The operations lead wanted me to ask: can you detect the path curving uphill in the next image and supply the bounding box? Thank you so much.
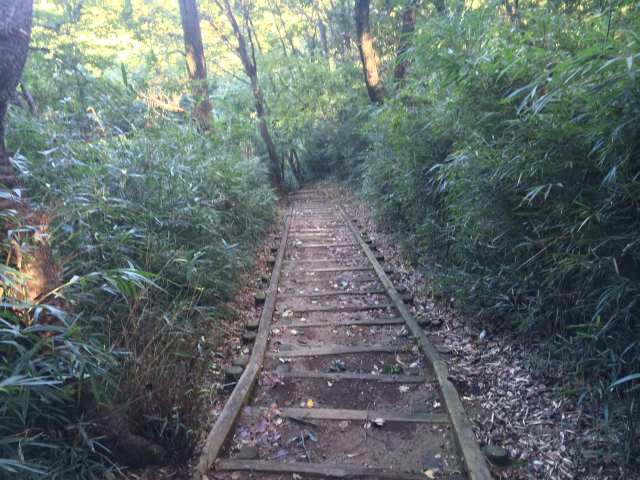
[195,188,492,480]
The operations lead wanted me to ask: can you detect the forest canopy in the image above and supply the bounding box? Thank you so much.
[0,0,638,478]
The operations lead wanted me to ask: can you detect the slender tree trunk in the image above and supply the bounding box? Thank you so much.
[355,0,385,104]
[219,0,284,192]
[288,149,304,186]
[317,20,329,58]
[178,0,212,131]
[394,0,417,82]
[0,0,34,164]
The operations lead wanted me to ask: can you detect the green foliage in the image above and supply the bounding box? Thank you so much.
[321,2,640,471]
[2,6,276,475]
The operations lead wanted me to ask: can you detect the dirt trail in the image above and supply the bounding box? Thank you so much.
[200,188,491,479]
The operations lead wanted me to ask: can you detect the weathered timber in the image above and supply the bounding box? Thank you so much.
[267,344,407,358]
[216,460,427,479]
[273,370,428,383]
[193,209,293,478]
[337,204,493,480]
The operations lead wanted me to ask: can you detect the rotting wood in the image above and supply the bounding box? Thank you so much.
[336,203,493,480]
[273,370,429,383]
[216,460,428,479]
[266,344,407,358]
[193,208,293,478]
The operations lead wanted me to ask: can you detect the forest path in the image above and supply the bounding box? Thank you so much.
[196,187,492,480]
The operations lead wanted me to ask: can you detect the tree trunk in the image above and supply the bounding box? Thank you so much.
[0,0,34,164]
[318,20,329,58]
[288,149,305,186]
[178,0,212,131]
[394,0,417,82]
[219,0,284,192]
[355,0,385,104]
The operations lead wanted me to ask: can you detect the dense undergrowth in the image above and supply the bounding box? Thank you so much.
[1,30,275,480]
[302,4,640,474]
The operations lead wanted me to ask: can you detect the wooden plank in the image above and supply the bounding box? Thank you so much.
[289,227,348,233]
[276,407,450,424]
[283,259,344,264]
[276,289,385,299]
[305,266,374,273]
[267,344,407,358]
[291,243,358,248]
[273,370,428,383]
[337,205,493,480]
[280,303,394,313]
[280,317,405,328]
[216,460,426,480]
[193,209,294,478]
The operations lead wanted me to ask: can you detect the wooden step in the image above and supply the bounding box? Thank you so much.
[290,243,358,248]
[279,316,404,328]
[276,289,385,299]
[216,460,426,479]
[270,407,449,424]
[304,267,374,273]
[272,370,428,383]
[281,303,394,313]
[267,344,408,358]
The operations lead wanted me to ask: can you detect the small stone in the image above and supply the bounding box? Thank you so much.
[232,356,250,367]
[242,331,257,343]
[237,446,259,460]
[483,445,510,466]
[254,291,266,305]
[224,366,244,383]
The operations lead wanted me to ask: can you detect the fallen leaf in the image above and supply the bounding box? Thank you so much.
[306,398,315,408]
[423,469,439,479]
[399,385,410,394]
